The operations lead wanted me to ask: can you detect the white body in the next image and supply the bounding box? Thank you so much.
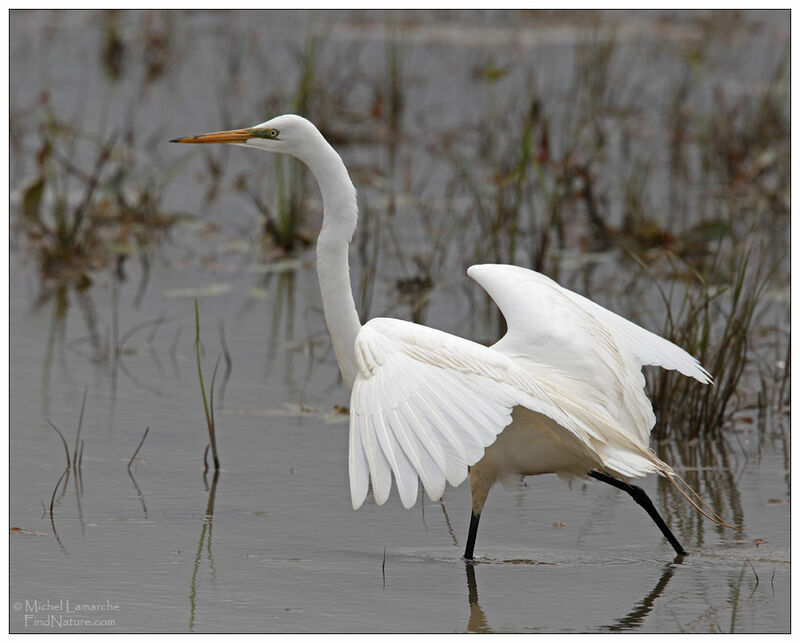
[349,263,710,516]
[173,115,711,519]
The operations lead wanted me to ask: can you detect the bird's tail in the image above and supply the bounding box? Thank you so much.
[665,470,742,530]
[642,449,742,531]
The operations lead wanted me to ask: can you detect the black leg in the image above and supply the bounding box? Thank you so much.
[464,512,481,560]
[589,470,687,556]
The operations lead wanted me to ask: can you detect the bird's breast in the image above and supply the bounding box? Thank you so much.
[476,407,600,483]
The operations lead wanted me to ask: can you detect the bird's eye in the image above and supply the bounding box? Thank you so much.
[269,129,279,138]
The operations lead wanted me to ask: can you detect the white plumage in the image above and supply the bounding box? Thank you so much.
[348,265,711,511]
[172,114,712,557]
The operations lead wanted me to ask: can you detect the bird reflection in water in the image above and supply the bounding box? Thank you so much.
[464,554,684,633]
[465,562,489,633]
[601,555,685,632]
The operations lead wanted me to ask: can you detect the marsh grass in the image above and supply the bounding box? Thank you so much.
[127,426,151,471]
[431,21,788,441]
[643,245,778,439]
[194,299,221,471]
[440,34,623,283]
[17,98,178,285]
[235,36,323,252]
[44,388,88,553]
[14,12,789,449]
[189,302,225,623]
[126,426,151,517]
[441,100,536,269]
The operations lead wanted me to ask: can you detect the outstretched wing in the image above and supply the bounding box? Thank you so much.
[348,317,655,510]
[467,264,711,445]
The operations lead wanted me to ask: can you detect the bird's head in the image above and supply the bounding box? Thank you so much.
[170,114,322,160]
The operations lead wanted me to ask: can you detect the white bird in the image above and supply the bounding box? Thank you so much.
[172,114,716,559]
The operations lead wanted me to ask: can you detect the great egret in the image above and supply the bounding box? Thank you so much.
[172,114,715,559]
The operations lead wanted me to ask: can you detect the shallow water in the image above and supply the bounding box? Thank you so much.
[10,9,789,633]
[9,222,790,633]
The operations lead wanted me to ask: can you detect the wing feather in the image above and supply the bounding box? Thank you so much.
[359,413,392,505]
[388,407,440,502]
[374,412,418,508]
[396,403,447,499]
[348,412,369,509]
[468,264,711,382]
[426,376,499,447]
[467,264,711,446]
[411,389,469,485]
[348,318,620,508]
[346,264,710,510]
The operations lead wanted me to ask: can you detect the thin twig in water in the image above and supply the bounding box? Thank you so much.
[194,299,220,470]
[128,427,151,471]
[77,439,85,496]
[382,548,386,589]
[126,431,150,519]
[746,560,759,600]
[46,420,71,470]
[72,388,87,471]
[57,468,71,499]
[217,320,233,409]
[50,471,68,510]
[49,468,70,554]
[209,356,221,436]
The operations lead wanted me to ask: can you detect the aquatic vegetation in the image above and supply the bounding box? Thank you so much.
[15,97,179,286]
[431,18,788,443]
[233,34,330,252]
[194,299,221,472]
[12,12,788,446]
[44,388,88,553]
[644,247,780,439]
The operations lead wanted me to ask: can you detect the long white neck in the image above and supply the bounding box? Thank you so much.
[302,140,362,389]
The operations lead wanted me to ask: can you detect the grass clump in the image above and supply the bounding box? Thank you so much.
[16,97,179,286]
[645,246,779,439]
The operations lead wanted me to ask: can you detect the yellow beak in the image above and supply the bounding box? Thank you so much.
[170,128,254,144]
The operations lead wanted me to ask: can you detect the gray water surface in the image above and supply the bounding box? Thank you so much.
[9,222,790,633]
